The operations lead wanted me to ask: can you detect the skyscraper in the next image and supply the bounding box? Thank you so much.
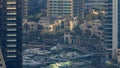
[104,0,113,59]
[113,0,120,60]
[47,0,84,21]
[0,0,22,68]
[104,0,120,60]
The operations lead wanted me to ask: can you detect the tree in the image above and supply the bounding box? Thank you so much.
[27,15,34,21]
[82,29,92,47]
[73,25,82,36]
[23,23,30,32]
[84,29,91,38]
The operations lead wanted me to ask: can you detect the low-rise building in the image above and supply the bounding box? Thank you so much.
[23,21,38,32]
[38,16,56,30]
[48,16,76,33]
[80,20,103,38]
[64,32,72,44]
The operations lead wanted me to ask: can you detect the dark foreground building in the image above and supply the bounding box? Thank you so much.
[0,0,22,68]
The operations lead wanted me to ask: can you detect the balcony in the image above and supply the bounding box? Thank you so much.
[7,29,16,31]
[7,34,16,36]
[106,48,112,51]
[7,39,17,42]
[104,28,112,29]
[7,50,16,52]
[105,39,112,42]
[7,24,16,26]
[7,7,16,10]
[7,45,16,47]
[7,2,16,4]
[7,55,17,58]
[7,18,16,20]
[7,13,16,15]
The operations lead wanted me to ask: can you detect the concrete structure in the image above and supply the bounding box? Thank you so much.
[112,0,118,59]
[47,0,84,21]
[0,0,22,68]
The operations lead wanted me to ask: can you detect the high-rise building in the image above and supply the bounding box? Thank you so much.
[104,0,120,60]
[0,0,22,68]
[47,0,84,21]
[113,0,120,60]
[104,0,113,59]
[0,1,6,68]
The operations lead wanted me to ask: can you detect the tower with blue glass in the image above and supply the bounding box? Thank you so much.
[0,0,22,68]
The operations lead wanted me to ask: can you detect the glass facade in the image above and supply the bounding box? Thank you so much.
[0,0,22,68]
